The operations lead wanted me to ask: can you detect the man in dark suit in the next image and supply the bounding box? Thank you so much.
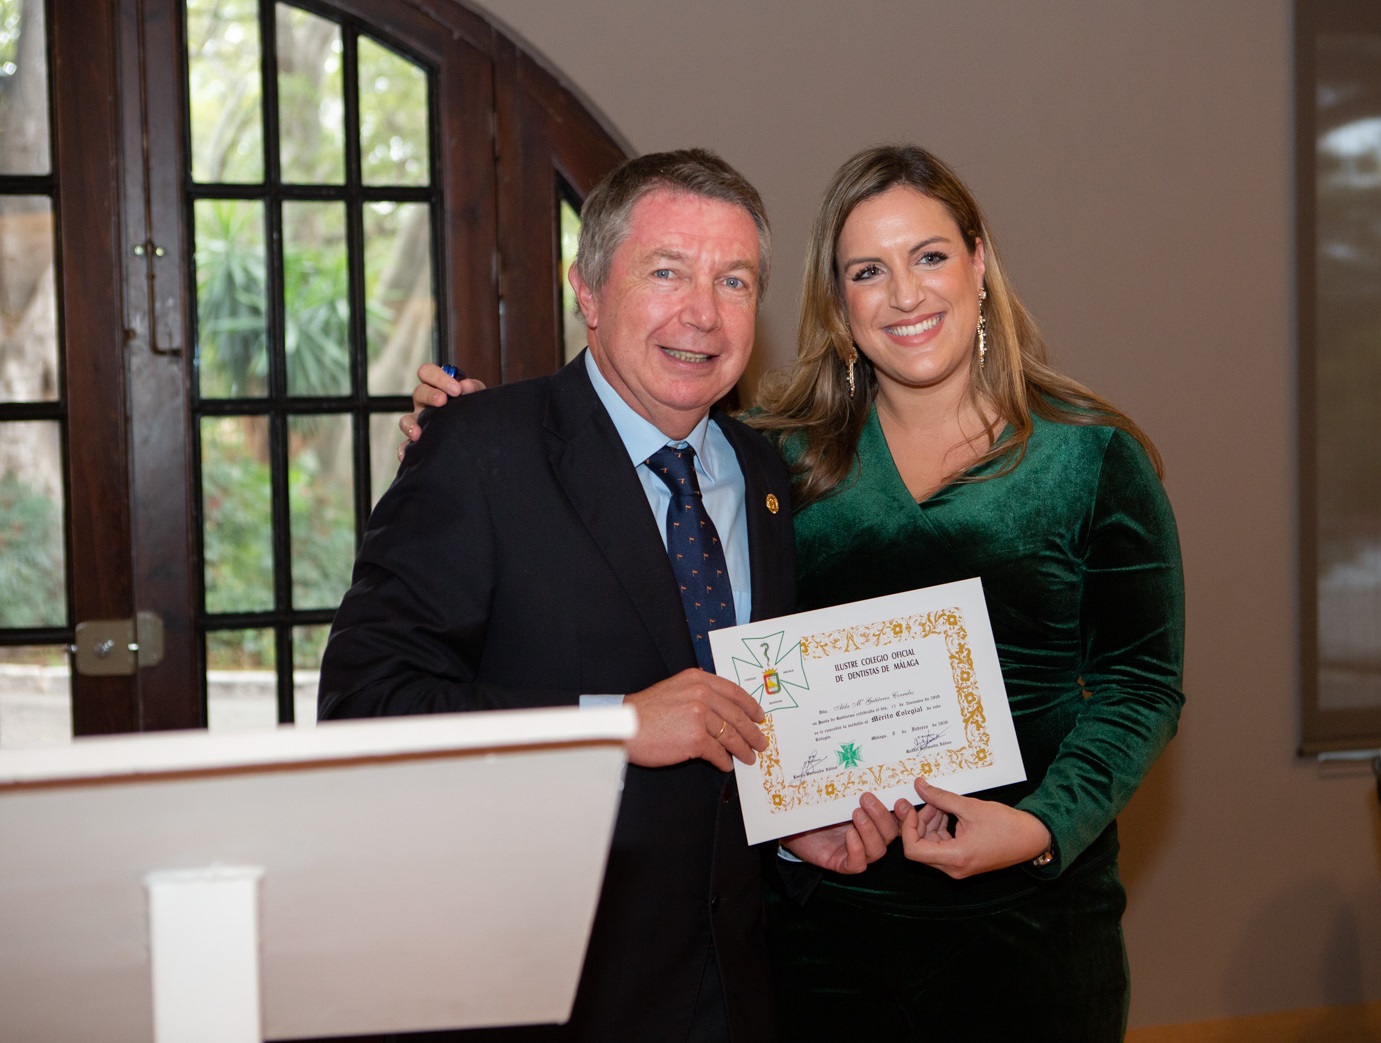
[320,149,889,1042]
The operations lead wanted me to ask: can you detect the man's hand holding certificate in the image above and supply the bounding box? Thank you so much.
[708,577,1024,844]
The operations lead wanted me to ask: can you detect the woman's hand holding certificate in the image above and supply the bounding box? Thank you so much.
[894,776,1052,879]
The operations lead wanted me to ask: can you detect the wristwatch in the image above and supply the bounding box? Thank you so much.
[1031,848,1054,867]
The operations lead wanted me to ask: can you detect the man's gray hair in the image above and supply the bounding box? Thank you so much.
[573,148,771,302]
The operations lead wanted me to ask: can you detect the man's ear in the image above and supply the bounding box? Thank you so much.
[570,265,598,330]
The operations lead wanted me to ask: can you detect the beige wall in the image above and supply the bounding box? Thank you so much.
[468,0,1381,1030]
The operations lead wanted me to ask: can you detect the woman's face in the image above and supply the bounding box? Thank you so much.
[835,185,986,402]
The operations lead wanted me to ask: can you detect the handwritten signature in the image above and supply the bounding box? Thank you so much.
[907,729,949,754]
[792,750,831,780]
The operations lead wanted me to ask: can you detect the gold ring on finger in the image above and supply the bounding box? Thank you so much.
[715,720,727,739]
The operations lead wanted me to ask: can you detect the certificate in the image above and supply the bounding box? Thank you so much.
[708,577,1025,844]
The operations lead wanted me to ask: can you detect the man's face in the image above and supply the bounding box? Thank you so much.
[573,189,761,439]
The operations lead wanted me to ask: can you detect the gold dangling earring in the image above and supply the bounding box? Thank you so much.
[977,287,988,370]
[842,316,858,398]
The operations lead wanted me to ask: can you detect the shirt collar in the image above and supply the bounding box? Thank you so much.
[584,350,715,476]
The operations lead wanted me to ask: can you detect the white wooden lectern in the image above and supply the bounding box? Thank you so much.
[0,706,635,1042]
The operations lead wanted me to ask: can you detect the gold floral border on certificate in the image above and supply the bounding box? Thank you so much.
[759,607,994,816]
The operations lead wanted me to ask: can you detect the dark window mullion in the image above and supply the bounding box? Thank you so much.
[0,176,56,193]
[261,0,282,189]
[183,179,432,205]
[57,408,74,631]
[197,395,410,416]
[183,191,210,720]
[274,613,295,723]
[205,607,335,630]
[266,404,294,720]
[0,627,70,647]
[260,0,297,721]
[264,186,288,627]
[190,407,209,719]
[342,26,362,187]
[426,57,446,372]
[341,25,373,543]
[0,402,65,422]
[358,185,432,204]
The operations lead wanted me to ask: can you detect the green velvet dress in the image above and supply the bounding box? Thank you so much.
[766,407,1185,1041]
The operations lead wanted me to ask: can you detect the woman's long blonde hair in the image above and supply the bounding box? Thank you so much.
[750,144,1161,507]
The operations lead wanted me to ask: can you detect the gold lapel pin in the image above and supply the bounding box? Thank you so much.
[765,493,779,515]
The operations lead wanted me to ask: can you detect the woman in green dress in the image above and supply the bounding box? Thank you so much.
[748,145,1183,1040]
[404,144,1184,1040]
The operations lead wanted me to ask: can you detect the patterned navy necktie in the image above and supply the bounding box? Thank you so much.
[646,444,737,672]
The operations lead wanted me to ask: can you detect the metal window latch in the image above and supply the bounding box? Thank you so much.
[72,612,165,676]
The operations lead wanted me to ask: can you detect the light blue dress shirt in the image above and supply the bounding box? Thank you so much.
[585,351,753,626]
[580,351,753,704]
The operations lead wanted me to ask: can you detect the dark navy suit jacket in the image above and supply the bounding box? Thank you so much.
[320,352,796,1041]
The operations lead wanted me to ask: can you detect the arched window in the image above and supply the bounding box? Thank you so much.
[0,0,625,744]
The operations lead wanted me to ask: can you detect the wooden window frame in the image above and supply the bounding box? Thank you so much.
[18,0,626,737]
[1296,0,1381,754]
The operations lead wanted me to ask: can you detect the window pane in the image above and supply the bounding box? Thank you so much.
[365,201,433,395]
[369,411,401,510]
[560,196,584,364]
[201,415,273,614]
[0,0,50,175]
[1315,32,1381,716]
[186,0,264,183]
[284,201,349,396]
[357,36,429,186]
[293,623,327,727]
[0,421,65,628]
[0,196,57,402]
[276,4,343,185]
[288,413,353,609]
[0,645,70,749]
[207,627,277,730]
[194,199,268,398]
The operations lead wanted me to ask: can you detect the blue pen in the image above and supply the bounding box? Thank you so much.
[441,363,466,380]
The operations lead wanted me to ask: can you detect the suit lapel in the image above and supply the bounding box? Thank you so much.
[544,357,698,673]
[715,410,792,623]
